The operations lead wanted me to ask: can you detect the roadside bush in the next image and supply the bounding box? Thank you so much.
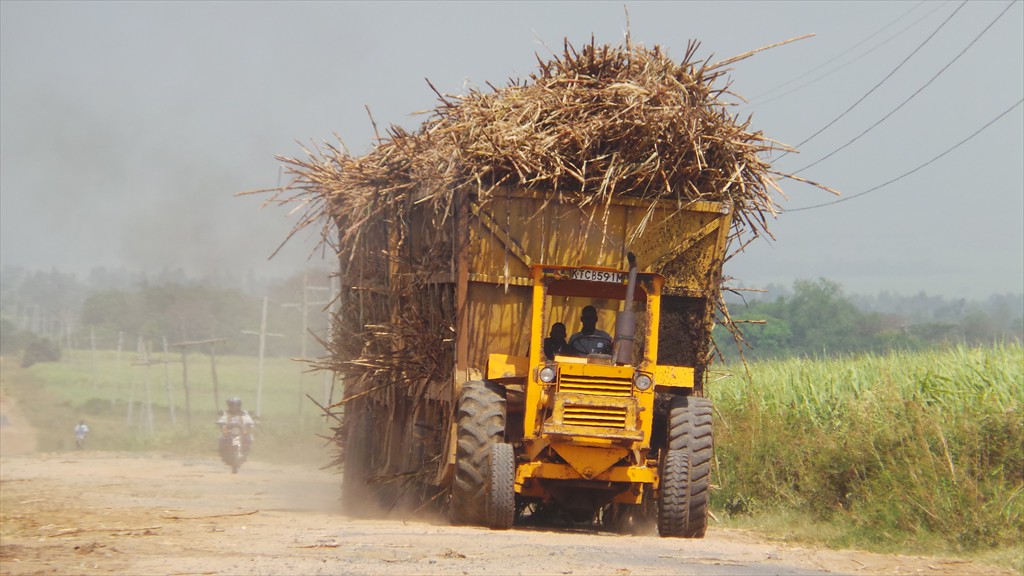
[20,337,61,368]
[1,318,34,355]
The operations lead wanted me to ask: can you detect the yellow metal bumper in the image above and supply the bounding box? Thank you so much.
[515,461,657,484]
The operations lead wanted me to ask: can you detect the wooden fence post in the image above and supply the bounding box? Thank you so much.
[163,336,176,425]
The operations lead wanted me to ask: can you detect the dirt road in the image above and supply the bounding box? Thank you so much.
[0,395,1012,576]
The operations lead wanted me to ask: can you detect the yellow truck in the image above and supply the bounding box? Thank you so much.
[341,185,732,537]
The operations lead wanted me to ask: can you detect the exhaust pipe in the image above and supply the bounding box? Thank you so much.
[614,252,638,365]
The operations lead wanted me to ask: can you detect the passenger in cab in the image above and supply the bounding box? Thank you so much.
[543,322,568,359]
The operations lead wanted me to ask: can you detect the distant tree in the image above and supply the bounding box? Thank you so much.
[907,322,958,343]
[81,289,140,336]
[20,336,61,367]
[783,279,863,355]
[79,283,259,353]
[0,267,85,345]
[0,318,33,355]
[720,312,793,359]
[959,310,1000,345]
[723,279,922,359]
[4,266,335,357]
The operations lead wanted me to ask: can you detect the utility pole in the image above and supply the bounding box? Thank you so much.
[162,336,176,425]
[144,341,154,434]
[241,297,284,419]
[258,295,267,418]
[282,273,331,415]
[90,327,98,392]
[128,336,157,434]
[180,344,190,430]
[169,338,228,431]
[325,273,341,409]
[112,331,124,410]
[209,340,221,410]
[127,335,142,425]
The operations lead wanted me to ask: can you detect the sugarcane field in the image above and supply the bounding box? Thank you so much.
[3,4,1022,576]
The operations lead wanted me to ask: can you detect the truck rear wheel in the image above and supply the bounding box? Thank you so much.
[658,395,712,538]
[486,442,515,529]
[449,380,506,525]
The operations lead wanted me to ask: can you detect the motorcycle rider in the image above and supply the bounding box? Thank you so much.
[74,420,89,450]
[217,397,255,462]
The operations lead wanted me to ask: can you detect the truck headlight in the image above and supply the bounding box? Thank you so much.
[539,366,557,383]
[634,373,653,391]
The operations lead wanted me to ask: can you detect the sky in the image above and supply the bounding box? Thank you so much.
[1,1,1021,298]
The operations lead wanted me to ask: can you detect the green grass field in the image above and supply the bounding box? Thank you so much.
[709,343,1023,570]
[1,349,338,465]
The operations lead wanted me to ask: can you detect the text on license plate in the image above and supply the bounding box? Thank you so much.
[570,269,625,283]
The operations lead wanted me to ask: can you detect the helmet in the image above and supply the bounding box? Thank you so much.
[227,397,242,409]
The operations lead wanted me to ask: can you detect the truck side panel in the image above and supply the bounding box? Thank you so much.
[460,189,732,380]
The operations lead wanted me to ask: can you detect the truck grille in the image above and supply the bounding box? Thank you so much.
[558,373,633,397]
[562,404,628,428]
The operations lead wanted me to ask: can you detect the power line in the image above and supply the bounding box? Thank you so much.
[747,1,925,101]
[745,1,941,107]
[775,1,968,160]
[782,98,1023,213]
[791,0,1018,176]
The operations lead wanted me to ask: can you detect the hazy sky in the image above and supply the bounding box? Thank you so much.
[2,1,1021,298]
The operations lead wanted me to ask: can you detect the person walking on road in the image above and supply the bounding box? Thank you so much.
[74,420,89,449]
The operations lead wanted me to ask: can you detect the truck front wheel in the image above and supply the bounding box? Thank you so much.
[486,442,515,529]
[449,380,506,525]
[658,395,712,538]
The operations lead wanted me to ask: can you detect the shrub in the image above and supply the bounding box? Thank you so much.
[20,337,61,368]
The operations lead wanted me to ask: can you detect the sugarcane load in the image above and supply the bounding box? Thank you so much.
[267,37,823,535]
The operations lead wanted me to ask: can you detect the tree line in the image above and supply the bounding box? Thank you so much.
[2,267,1020,366]
[716,278,1023,361]
[0,266,333,364]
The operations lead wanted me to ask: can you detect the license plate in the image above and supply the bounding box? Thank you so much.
[570,269,625,284]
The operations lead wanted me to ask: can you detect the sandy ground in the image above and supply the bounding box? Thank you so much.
[0,394,1015,576]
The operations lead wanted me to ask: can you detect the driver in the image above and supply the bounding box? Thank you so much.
[567,305,612,356]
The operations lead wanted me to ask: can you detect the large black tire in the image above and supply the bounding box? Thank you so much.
[657,450,690,536]
[486,442,515,530]
[658,395,713,538]
[341,405,375,516]
[449,380,506,525]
